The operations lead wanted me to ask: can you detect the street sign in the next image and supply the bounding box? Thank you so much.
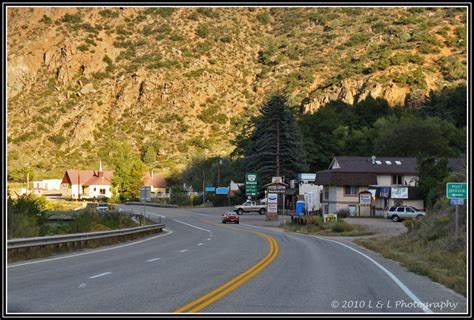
[359,192,372,206]
[450,198,465,205]
[216,187,229,195]
[246,173,257,195]
[446,183,467,199]
[246,173,257,185]
[267,185,286,194]
[140,186,151,202]
[205,187,216,192]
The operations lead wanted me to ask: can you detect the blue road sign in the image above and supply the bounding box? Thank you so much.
[450,198,465,205]
[216,187,229,195]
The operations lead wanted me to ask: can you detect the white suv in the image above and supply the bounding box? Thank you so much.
[385,206,426,222]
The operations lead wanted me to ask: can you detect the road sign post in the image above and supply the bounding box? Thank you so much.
[140,186,151,226]
[446,183,467,238]
[246,173,257,197]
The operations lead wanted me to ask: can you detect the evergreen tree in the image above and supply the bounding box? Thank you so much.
[244,94,307,189]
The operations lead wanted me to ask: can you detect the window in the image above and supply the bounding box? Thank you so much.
[406,207,415,213]
[344,186,358,196]
[94,188,97,192]
[324,189,329,200]
[396,207,405,213]
[100,189,106,194]
[392,175,402,185]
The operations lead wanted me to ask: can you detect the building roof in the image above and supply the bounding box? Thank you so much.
[143,171,167,188]
[315,156,466,186]
[84,174,112,186]
[62,170,113,186]
[328,156,419,174]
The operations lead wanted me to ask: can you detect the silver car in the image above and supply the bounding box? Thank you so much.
[385,206,426,222]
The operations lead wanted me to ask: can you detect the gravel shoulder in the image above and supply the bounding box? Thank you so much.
[343,217,407,237]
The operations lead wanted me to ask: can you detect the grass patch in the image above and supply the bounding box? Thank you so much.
[281,216,373,237]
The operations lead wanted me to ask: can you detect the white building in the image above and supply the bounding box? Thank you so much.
[61,162,113,199]
[315,156,465,216]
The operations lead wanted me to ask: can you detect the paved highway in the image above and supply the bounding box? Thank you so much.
[7,206,467,314]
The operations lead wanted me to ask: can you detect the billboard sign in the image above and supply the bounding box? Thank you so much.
[267,193,278,213]
[391,187,408,199]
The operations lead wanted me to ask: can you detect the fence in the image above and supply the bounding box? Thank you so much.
[8,210,165,261]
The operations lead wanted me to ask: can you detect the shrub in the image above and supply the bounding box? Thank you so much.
[77,44,89,52]
[48,134,66,145]
[40,15,53,25]
[438,56,466,81]
[99,9,119,19]
[335,208,350,218]
[257,12,270,24]
[332,221,352,233]
[196,24,211,38]
[61,13,82,24]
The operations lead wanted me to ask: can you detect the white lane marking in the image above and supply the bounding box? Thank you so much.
[172,219,212,233]
[89,272,111,279]
[8,229,174,269]
[237,222,433,313]
[207,238,211,241]
[197,243,204,246]
[311,235,433,314]
[179,249,188,253]
[78,283,86,289]
[147,258,161,262]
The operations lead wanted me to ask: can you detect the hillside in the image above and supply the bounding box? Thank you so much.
[6,7,467,178]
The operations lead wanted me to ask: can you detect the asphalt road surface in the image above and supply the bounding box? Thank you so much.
[7,206,467,315]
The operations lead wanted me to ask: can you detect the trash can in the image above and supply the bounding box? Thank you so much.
[295,200,305,216]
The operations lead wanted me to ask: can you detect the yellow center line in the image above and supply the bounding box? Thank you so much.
[174,223,279,313]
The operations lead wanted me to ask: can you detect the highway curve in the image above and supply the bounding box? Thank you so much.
[7,206,467,314]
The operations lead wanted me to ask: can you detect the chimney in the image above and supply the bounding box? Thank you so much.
[371,155,376,165]
[98,160,104,177]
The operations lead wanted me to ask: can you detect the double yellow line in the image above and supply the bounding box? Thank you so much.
[174,231,279,313]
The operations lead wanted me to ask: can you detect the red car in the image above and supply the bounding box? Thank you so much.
[222,212,239,224]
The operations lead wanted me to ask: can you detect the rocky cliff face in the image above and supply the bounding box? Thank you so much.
[7,7,466,177]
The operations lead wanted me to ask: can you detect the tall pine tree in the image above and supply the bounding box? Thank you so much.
[244,94,307,190]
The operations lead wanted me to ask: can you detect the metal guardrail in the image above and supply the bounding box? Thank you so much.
[126,201,177,208]
[8,223,165,250]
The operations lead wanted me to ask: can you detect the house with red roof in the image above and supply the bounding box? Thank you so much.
[61,161,113,200]
[61,163,167,200]
[142,170,167,197]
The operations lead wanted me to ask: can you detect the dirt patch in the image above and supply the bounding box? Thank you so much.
[343,218,407,236]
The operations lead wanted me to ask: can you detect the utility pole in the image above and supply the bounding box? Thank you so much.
[217,157,221,188]
[276,121,280,177]
[78,170,81,201]
[202,169,206,205]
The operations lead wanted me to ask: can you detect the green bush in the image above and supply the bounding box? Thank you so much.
[438,56,466,81]
[61,13,82,24]
[48,134,66,145]
[40,15,53,25]
[257,12,270,24]
[196,24,211,38]
[99,9,119,19]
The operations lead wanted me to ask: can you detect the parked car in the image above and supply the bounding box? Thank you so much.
[385,206,426,222]
[96,203,109,212]
[233,201,266,215]
[222,211,240,224]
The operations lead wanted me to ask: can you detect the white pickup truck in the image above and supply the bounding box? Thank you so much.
[233,201,267,215]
